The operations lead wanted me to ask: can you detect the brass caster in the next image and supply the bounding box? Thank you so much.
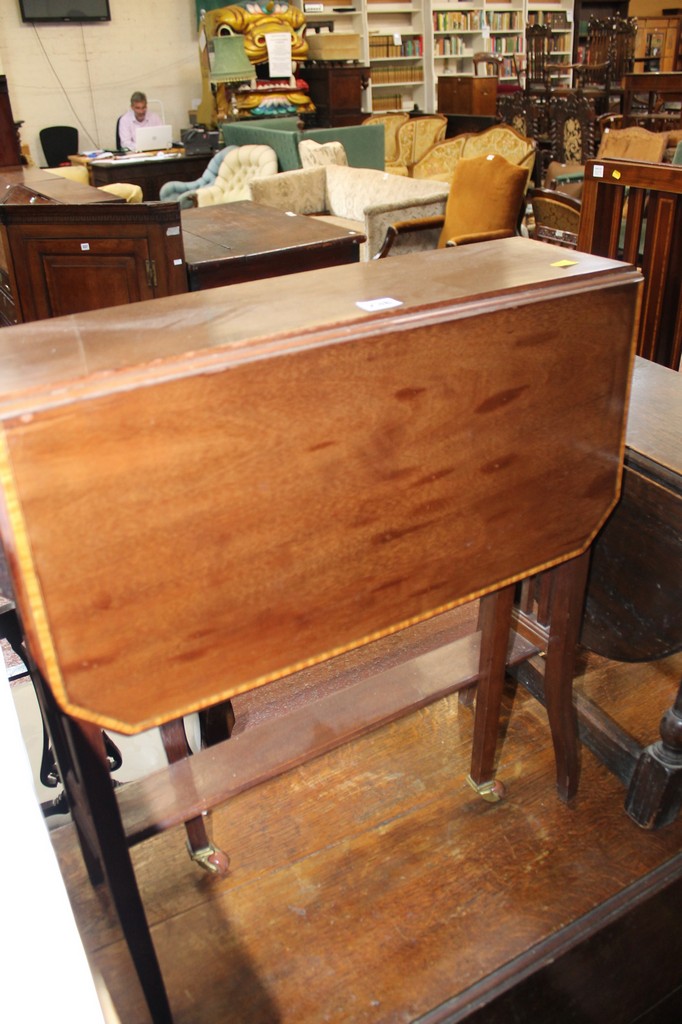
[466,775,506,803]
[187,842,230,876]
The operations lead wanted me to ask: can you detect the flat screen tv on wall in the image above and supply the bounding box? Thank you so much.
[18,1,111,22]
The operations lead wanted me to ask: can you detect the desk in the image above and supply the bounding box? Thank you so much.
[86,151,209,200]
[181,200,364,290]
[0,166,120,205]
[622,71,682,124]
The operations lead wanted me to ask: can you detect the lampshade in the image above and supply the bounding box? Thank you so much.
[209,35,255,85]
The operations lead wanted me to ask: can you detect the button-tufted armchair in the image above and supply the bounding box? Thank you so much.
[158,146,235,208]
[181,145,278,208]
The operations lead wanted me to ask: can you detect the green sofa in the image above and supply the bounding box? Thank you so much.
[220,119,385,172]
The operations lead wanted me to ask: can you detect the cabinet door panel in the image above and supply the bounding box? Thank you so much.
[18,238,152,320]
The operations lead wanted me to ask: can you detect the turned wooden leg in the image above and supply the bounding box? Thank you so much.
[468,583,516,801]
[625,679,682,829]
[159,717,230,876]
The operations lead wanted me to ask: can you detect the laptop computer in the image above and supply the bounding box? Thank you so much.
[133,124,173,153]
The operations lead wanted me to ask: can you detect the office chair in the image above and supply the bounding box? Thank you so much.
[39,125,79,167]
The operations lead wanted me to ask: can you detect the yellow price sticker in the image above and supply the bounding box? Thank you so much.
[551,259,579,267]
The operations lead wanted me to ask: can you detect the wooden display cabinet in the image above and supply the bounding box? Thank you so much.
[303,64,370,126]
[437,75,497,116]
[634,16,682,73]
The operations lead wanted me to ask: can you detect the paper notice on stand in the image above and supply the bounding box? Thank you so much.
[265,33,293,78]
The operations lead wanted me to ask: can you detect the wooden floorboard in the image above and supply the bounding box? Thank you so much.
[50,631,682,1024]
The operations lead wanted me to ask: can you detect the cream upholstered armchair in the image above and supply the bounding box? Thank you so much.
[187,144,278,206]
[249,164,450,259]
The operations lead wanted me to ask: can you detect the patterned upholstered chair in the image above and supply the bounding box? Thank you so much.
[544,92,597,195]
[387,115,447,176]
[159,147,235,207]
[413,124,535,188]
[362,112,409,168]
[529,187,581,248]
[185,145,278,206]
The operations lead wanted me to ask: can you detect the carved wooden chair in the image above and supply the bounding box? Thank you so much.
[578,157,682,368]
[543,91,597,194]
[569,16,637,116]
[529,187,581,248]
[473,51,522,99]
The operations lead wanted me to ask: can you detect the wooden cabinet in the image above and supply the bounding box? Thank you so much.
[634,16,682,73]
[303,65,370,126]
[437,74,497,115]
[0,77,21,169]
[0,201,187,323]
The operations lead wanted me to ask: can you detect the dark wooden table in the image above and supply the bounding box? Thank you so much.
[578,357,682,829]
[622,71,682,124]
[181,200,365,290]
[0,166,120,205]
[88,151,209,200]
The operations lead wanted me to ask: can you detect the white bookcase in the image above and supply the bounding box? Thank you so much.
[297,0,575,113]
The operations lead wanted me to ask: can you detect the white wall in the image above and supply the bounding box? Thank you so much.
[0,0,201,164]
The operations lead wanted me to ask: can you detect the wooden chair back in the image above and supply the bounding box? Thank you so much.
[549,91,597,165]
[578,157,682,369]
[595,125,668,163]
[524,23,553,95]
[529,186,581,248]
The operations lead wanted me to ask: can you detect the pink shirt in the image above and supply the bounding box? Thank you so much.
[118,108,162,151]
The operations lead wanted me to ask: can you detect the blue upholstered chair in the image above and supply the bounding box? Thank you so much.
[158,146,236,208]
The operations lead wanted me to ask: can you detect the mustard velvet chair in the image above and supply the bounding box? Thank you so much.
[377,153,529,257]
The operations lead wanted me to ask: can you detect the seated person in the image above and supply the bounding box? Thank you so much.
[117,91,161,151]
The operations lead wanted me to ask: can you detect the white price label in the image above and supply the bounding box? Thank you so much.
[356,297,403,312]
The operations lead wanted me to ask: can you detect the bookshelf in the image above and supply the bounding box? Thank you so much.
[297,0,576,113]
